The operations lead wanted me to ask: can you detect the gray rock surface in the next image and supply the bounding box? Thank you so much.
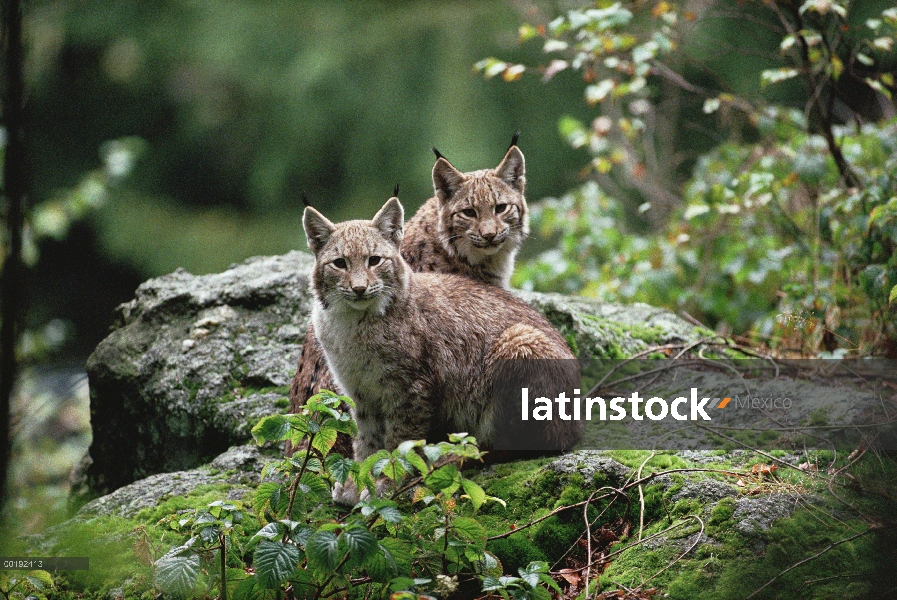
[79,444,272,519]
[547,450,632,486]
[672,479,737,503]
[80,251,702,497]
[81,252,314,497]
[733,494,796,535]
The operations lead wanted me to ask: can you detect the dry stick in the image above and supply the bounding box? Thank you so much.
[551,452,661,572]
[555,516,701,575]
[583,489,596,600]
[637,515,705,592]
[636,453,655,543]
[550,486,623,572]
[584,338,718,399]
[698,425,878,522]
[489,467,748,542]
[745,528,877,599]
[798,571,872,592]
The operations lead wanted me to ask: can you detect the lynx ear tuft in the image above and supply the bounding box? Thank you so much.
[495,145,525,193]
[372,197,404,246]
[393,182,400,198]
[432,146,446,161]
[303,206,336,255]
[299,191,311,208]
[508,130,520,151]
[433,158,465,203]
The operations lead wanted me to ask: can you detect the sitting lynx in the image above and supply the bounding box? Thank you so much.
[289,139,529,454]
[302,196,582,470]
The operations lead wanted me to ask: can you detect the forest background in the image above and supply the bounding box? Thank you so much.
[1,0,896,542]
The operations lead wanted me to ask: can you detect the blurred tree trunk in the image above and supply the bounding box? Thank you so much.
[0,0,25,511]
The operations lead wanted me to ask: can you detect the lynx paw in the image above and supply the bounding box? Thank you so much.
[332,479,362,506]
[331,477,391,506]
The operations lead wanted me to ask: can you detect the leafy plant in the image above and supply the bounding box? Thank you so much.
[0,570,54,600]
[480,0,897,356]
[153,390,550,599]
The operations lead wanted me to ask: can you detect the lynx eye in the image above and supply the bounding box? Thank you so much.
[368,256,382,267]
[332,258,348,269]
[495,203,508,214]
[461,208,477,218]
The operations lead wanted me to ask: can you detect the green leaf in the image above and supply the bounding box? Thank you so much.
[254,540,301,589]
[311,427,336,456]
[324,454,354,484]
[252,415,291,444]
[461,479,487,512]
[889,284,897,305]
[249,522,281,544]
[328,415,358,436]
[231,574,262,600]
[368,538,413,582]
[253,482,283,515]
[422,445,444,464]
[482,576,504,592]
[24,570,54,589]
[340,524,379,566]
[381,458,407,481]
[403,451,429,476]
[306,530,340,572]
[452,517,487,552]
[377,505,404,524]
[154,553,201,596]
[425,464,460,493]
[298,472,331,501]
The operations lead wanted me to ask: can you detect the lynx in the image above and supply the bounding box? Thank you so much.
[302,196,582,474]
[289,139,530,453]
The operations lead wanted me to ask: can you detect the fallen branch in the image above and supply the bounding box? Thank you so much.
[745,528,877,599]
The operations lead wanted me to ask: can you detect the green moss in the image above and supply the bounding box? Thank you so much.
[36,515,161,596]
[708,497,735,527]
[135,483,246,523]
[487,534,549,574]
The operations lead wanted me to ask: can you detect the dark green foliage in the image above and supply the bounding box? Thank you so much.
[486,0,897,356]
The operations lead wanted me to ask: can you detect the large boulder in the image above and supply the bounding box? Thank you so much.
[80,252,314,497]
[79,251,704,498]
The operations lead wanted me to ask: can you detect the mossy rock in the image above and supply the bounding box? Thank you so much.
[80,252,703,499]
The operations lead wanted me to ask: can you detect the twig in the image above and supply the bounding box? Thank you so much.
[636,453,655,542]
[798,571,872,592]
[745,528,877,599]
[583,489,596,600]
[488,467,748,541]
[313,552,352,600]
[284,434,317,534]
[637,516,705,591]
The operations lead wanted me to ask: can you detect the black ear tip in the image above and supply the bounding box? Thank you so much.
[432,146,446,161]
[299,191,311,208]
[393,183,400,197]
[509,130,520,150]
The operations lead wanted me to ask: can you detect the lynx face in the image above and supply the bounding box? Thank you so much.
[303,197,408,315]
[433,146,528,266]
